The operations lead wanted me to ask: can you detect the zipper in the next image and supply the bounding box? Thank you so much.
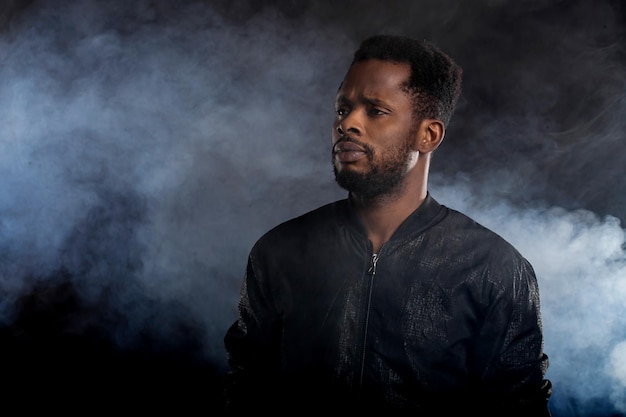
[367,253,379,275]
[359,252,379,390]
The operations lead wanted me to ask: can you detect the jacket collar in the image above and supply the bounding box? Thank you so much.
[342,192,445,242]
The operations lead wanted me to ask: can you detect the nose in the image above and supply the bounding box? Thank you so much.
[336,112,362,136]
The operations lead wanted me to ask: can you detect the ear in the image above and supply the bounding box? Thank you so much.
[416,119,445,154]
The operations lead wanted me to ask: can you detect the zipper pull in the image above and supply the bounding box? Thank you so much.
[368,253,379,275]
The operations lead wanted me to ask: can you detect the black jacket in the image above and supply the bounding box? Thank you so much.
[223,193,551,416]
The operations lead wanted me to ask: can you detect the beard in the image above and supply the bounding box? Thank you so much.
[333,137,414,200]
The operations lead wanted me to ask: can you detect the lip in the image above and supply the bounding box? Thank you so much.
[333,139,367,163]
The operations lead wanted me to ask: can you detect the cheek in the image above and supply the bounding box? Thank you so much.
[377,128,416,160]
[377,124,415,147]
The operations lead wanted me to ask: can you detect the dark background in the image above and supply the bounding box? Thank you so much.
[0,0,625,415]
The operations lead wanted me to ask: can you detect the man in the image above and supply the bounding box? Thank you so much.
[223,34,552,416]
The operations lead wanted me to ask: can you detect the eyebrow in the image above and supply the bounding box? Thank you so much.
[335,94,393,108]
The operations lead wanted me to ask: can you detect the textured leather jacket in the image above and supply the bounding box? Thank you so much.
[223,193,551,416]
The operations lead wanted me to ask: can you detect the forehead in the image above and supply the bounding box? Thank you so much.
[336,59,411,102]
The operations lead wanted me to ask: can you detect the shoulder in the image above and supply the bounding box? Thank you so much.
[432,207,541,305]
[270,199,347,233]
[438,206,535,274]
[441,207,516,248]
[253,199,349,250]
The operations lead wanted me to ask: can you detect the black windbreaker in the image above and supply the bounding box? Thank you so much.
[223,193,551,416]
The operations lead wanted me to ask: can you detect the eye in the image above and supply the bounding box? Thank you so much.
[370,108,388,116]
[336,107,348,116]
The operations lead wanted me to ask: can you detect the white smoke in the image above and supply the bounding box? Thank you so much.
[0,1,624,415]
[432,175,626,416]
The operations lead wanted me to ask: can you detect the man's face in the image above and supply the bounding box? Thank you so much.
[332,59,419,200]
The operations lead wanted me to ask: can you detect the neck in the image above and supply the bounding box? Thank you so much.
[352,160,429,253]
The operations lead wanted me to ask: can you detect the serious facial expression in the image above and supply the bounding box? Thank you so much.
[332,59,418,200]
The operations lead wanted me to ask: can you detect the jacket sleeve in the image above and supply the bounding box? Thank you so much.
[473,255,552,416]
[222,250,283,415]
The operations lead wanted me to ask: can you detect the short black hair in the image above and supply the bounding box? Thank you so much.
[352,34,462,126]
